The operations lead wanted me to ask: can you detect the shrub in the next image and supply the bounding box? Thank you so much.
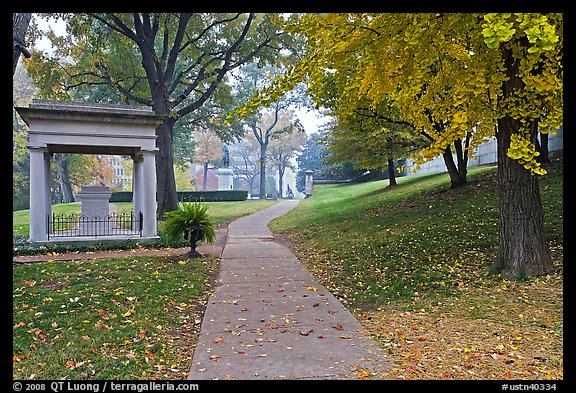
[161,202,215,258]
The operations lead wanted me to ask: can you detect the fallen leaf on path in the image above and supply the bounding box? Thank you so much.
[300,328,314,336]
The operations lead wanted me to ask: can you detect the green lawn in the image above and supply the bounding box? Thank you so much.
[13,255,218,380]
[13,199,279,237]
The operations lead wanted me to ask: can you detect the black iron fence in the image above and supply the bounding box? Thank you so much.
[47,211,143,239]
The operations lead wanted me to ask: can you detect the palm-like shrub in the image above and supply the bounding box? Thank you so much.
[161,202,215,258]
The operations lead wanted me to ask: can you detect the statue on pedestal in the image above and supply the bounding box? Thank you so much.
[221,146,230,167]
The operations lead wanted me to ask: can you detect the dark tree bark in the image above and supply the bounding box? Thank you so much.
[155,118,179,217]
[425,122,468,188]
[13,13,32,75]
[491,44,552,278]
[536,132,550,163]
[258,142,268,198]
[277,162,285,198]
[202,162,209,191]
[442,145,466,188]
[387,158,397,186]
[54,153,75,203]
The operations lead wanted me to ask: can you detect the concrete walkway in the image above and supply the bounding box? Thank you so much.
[188,200,388,380]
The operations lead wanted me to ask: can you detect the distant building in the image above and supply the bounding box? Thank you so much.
[105,155,132,190]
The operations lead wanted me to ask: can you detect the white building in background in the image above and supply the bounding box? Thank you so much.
[405,127,563,176]
[105,155,132,190]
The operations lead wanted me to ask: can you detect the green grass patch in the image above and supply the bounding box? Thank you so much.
[270,159,563,309]
[13,199,280,254]
[13,255,219,380]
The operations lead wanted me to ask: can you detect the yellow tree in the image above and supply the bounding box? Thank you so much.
[194,129,224,191]
[237,13,562,278]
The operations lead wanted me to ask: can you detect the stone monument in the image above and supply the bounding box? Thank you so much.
[217,145,233,191]
[76,185,112,235]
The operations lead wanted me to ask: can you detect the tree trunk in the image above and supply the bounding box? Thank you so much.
[155,118,179,217]
[278,163,284,198]
[54,153,74,203]
[537,132,550,163]
[259,143,267,199]
[491,44,552,278]
[442,146,466,188]
[13,13,31,75]
[387,158,397,186]
[202,162,208,190]
[493,119,552,278]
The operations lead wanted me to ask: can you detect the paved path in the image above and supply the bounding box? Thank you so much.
[187,200,388,380]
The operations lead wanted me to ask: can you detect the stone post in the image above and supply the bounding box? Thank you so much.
[305,170,314,198]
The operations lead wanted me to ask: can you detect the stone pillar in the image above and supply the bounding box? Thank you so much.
[76,186,112,236]
[141,149,157,237]
[217,167,234,190]
[305,170,314,198]
[132,154,144,232]
[28,146,49,242]
[44,153,52,220]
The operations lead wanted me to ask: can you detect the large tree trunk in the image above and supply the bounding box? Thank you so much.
[54,153,74,203]
[493,119,552,278]
[13,13,31,75]
[155,118,179,217]
[387,158,397,186]
[491,44,552,278]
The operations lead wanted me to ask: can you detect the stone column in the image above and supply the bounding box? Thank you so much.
[132,154,144,232]
[28,146,49,241]
[141,149,158,237]
[44,152,52,220]
[305,170,314,198]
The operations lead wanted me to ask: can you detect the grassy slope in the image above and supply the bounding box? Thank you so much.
[270,158,563,380]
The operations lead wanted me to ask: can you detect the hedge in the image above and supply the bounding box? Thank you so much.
[110,190,248,203]
[177,190,248,202]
